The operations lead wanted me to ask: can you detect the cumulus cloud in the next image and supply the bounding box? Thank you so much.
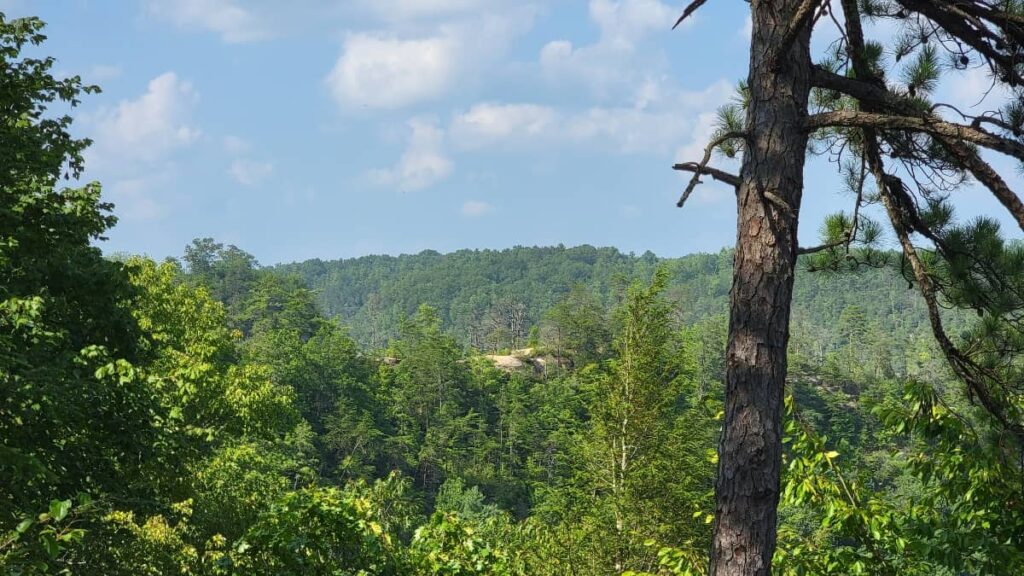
[450,103,558,148]
[147,0,273,43]
[674,111,738,205]
[539,0,680,98]
[461,200,493,216]
[326,34,457,109]
[449,79,732,155]
[88,64,123,83]
[738,15,752,39]
[82,73,202,224]
[88,72,200,166]
[589,0,677,48]
[326,8,536,110]
[228,159,273,186]
[371,118,453,192]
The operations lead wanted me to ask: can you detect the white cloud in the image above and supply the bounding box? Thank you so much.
[448,80,732,155]
[371,118,453,192]
[228,159,273,186]
[82,73,202,224]
[539,39,635,98]
[589,0,676,48]
[326,7,536,111]
[674,111,719,165]
[674,111,738,206]
[539,0,680,98]
[326,34,457,109]
[461,200,493,216]
[89,72,200,167]
[147,0,271,43]
[450,103,558,148]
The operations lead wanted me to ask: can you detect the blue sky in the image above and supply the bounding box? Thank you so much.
[6,0,1021,264]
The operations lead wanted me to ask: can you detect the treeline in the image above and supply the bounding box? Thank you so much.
[276,245,948,375]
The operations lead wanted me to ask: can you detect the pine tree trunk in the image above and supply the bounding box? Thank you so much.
[710,2,811,574]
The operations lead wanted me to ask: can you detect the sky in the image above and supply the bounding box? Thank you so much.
[5,0,1022,265]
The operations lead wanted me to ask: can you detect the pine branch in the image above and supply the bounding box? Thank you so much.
[940,137,1024,232]
[805,110,1024,161]
[896,0,1024,87]
[842,0,1024,441]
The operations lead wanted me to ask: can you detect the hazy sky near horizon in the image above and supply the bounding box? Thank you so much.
[7,0,1022,264]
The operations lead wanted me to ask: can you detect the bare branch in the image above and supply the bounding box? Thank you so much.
[673,0,709,30]
[940,137,1024,233]
[671,163,741,188]
[675,131,747,209]
[805,110,1024,161]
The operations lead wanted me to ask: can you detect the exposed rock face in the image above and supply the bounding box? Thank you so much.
[483,348,571,374]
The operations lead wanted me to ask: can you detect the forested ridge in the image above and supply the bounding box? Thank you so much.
[274,246,940,356]
[5,5,1024,576]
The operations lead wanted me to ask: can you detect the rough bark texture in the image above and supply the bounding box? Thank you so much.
[710,2,811,574]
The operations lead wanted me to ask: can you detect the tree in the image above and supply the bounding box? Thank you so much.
[673,1,1024,573]
[486,296,530,351]
[388,305,478,496]
[542,284,610,366]
[0,10,151,532]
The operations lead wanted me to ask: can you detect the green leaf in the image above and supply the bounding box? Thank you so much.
[39,533,59,558]
[49,499,71,522]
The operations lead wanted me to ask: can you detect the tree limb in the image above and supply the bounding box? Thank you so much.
[675,131,747,209]
[810,66,918,115]
[671,163,740,188]
[811,65,1024,233]
[940,137,1024,233]
[673,0,709,30]
[805,110,1024,161]
[798,157,866,255]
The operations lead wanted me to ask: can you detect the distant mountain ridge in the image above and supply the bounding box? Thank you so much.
[273,245,936,356]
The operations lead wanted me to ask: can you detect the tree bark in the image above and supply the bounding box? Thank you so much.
[710,2,812,574]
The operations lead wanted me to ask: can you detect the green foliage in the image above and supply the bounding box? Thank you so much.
[409,512,523,575]
[3,12,1022,574]
[231,486,402,575]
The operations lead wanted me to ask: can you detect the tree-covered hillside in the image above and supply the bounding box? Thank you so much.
[276,246,939,367]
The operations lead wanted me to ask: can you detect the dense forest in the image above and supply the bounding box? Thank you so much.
[5,5,1024,576]
[7,222,1016,574]
[274,245,941,361]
